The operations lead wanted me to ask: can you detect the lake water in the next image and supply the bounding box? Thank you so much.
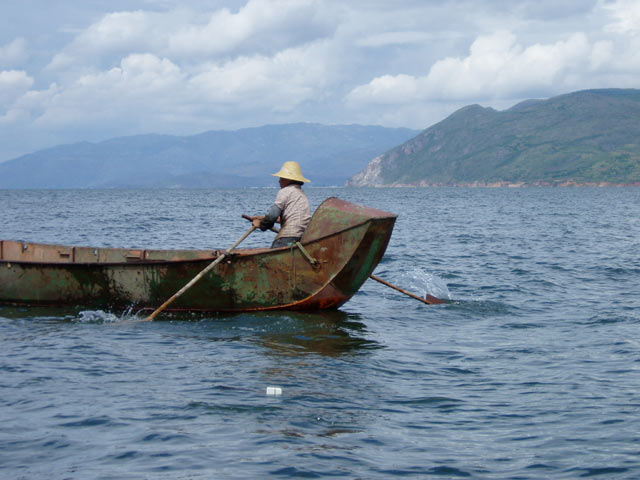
[1,187,639,479]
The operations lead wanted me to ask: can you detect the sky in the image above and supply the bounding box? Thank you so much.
[1,0,639,162]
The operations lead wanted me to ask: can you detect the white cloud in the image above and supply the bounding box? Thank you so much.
[30,39,330,133]
[0,70,34,107]
[169,0,336,58]
[76,53,184,93]
[347,31,599,104]
[0,82,57,126]
[47,10,170,71]
[356,31,444,48]
[602,0,640,34]
[35,54,186,129]
[346,74,420,104]
[190,41,328,109]
[599,0,640,74]
[77,11,158,51]
[590,40,613,69]
[0,38,28,68]
[46,0,337,72]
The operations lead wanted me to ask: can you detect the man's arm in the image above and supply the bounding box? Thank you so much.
[252,204,282,230]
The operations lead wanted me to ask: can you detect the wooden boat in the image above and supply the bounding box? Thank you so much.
[0,198,397,313]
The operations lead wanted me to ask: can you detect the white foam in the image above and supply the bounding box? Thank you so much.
[76,307,142,324]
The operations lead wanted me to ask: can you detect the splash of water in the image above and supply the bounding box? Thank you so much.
[75,307,142,324]
[396,267,452,300]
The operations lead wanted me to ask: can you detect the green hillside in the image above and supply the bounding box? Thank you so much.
[348,89,640,186]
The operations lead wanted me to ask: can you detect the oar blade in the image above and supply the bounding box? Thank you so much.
[425,293,450,305]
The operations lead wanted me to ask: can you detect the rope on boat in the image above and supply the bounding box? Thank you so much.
[295,242,318,266]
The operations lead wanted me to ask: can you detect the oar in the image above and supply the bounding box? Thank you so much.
[143,225,256,321]
[369,274,449,305]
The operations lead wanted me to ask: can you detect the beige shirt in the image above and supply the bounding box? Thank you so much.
[274,184,311,239]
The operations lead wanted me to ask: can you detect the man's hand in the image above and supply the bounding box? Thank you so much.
[251,216,264,228]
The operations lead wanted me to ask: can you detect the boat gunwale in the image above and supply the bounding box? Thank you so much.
[0,217,393,267]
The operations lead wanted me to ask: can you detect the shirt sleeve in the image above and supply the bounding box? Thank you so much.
[273,188,288,210]
[259,204,282,231]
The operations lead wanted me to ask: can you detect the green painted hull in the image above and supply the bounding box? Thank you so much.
[0,198,397,313]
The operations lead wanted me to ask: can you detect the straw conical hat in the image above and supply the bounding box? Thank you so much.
[271,161,311,183]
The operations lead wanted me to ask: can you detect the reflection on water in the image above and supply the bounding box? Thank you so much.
[250,311,381,357]
[189,309,380,357]
[0,305,380,357]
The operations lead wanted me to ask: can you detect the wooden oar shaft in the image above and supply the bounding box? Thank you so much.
[369,274,447,305]
[144,226,256,321]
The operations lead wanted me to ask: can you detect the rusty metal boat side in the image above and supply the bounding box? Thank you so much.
[0,198,397,312]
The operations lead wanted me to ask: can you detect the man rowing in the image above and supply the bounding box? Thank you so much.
[251,161,312,248]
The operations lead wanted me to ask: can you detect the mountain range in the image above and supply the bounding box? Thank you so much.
[0,124,419,189]
[348,89,640,186]
[3,89,639,189]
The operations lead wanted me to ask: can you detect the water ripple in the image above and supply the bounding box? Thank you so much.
[1,187,640,479]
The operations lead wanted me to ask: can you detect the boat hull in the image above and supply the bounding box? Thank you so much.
[0,198,396,313]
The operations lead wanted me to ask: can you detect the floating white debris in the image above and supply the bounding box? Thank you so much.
[266,386,282,396]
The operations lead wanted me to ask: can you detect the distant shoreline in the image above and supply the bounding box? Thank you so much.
[361,180,640,188]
